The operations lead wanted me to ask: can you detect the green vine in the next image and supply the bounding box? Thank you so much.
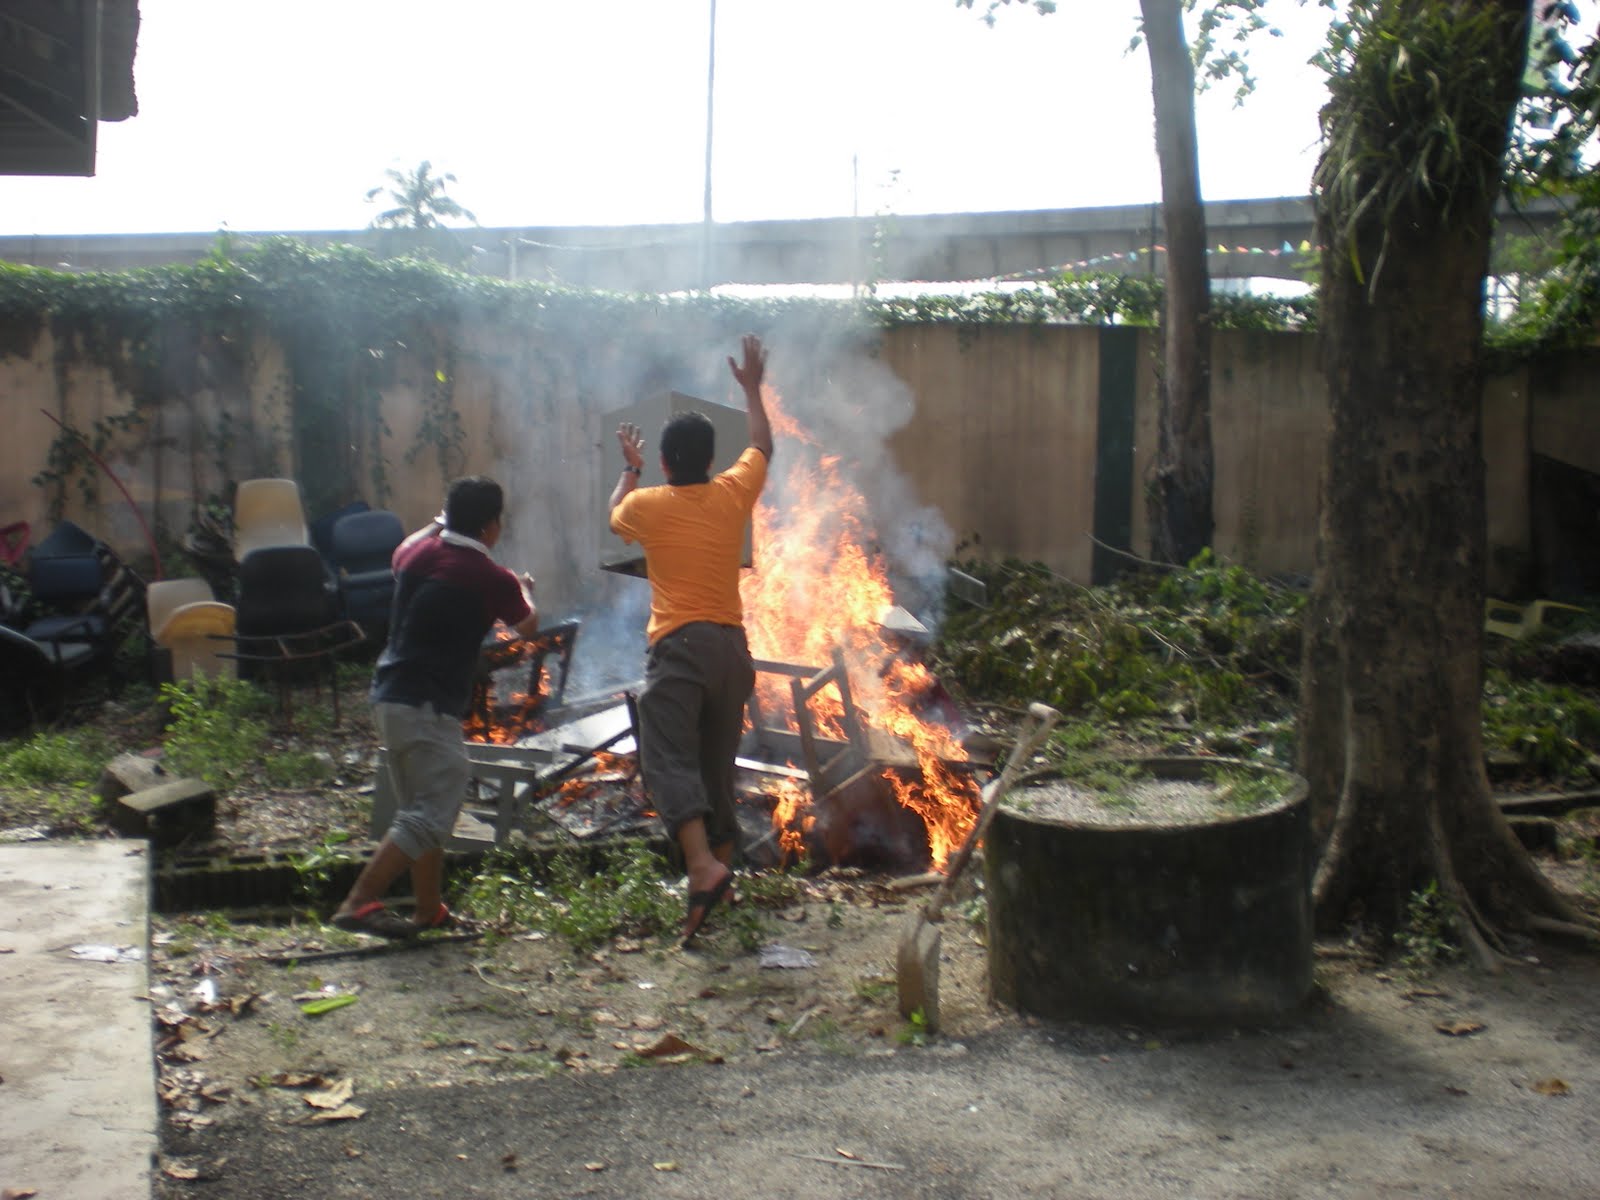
[33,410,147,520]
[2,231,1575,536]
[407,338,466,482]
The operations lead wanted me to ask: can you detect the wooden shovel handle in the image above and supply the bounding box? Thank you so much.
[926,701,1061,922]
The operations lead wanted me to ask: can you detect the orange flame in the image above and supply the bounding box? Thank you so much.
[741,388,975,865]
[464,626,569,744]
[555,750,636,807]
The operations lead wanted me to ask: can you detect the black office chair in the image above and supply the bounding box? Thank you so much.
[228,545,364,723]
[328,509,405,632]
[21,524,145,691]
[0,624,99,731]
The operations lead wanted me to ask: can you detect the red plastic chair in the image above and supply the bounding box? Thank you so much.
[0,521,28,567]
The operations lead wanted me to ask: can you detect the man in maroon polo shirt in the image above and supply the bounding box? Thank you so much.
[331,476,540,938]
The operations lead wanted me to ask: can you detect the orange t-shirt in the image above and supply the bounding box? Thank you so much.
[610,446,768,644]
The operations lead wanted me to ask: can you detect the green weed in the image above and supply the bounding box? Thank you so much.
[0,728,112,787]
[160,676,273,786]
[459,843,680,951]
[263,749,335,788]
[1482,670,1600,782]
[854,977,896,1003]
[1397,881,1462,972]
[289,830,356,901]
[895,1008,929,1047]
[1207,764,1289,814]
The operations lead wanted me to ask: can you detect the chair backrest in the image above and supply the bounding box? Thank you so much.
[28,553,103,608]
[235,545,335,637]
[147,578,215,634]
[309,500,371,559]
[234,479,308,558]
[330,510,405,575]
[156,601,237,680]
[31,520,100,559]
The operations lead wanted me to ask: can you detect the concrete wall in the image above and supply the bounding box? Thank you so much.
[879,325,1101,584]
[3,319,1596,612]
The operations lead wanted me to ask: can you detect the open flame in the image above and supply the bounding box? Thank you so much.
[462,626,550,745]
[741,391,976,866]
[554,750,638,807]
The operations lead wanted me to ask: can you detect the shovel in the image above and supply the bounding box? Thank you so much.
[896,701,1061,1033]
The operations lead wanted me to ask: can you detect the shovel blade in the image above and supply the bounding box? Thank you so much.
[895,912,943,1033]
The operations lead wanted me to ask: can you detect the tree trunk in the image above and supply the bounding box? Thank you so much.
[1301,0,1590,959]
[1141,0,1214,566]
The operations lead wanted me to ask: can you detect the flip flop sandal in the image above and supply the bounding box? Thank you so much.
[331,901,418,940]
[681,872,734,947]
[413,903,483,933]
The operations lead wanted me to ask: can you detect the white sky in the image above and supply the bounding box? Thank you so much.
[0,0,1346,236]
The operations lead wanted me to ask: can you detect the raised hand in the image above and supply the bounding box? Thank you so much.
[727,334,766,396]
[616,422,645,470]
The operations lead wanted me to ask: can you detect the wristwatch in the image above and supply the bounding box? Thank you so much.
[623,464,642,475]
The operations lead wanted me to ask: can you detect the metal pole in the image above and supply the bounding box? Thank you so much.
[701,0,717,291]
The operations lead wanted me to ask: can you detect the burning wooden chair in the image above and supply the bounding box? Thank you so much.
[465,618,581,741]
[745,648,919,799]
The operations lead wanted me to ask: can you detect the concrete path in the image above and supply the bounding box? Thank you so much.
[0,839,154,1199]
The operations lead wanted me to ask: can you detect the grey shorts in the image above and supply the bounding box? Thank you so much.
[373,700,469,858]
[638,622,755,846]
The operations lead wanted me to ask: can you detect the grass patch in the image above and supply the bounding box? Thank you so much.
[459,843,681,951]
[0,727,113,788]
[160,676,274,787]
[1482,669,1600,782]
[1207,764,1290,815]
[263,748,337,788]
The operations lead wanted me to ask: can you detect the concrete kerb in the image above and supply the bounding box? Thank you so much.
[0,839,156,1199]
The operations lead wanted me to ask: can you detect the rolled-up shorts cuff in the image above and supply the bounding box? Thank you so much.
[373,700,469,858]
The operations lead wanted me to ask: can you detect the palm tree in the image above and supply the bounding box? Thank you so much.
[365,161,477,230]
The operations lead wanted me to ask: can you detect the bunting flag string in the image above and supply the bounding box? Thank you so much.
[998,239,1320,283]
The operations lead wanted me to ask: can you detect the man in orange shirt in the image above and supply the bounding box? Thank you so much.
[608,335,772,946]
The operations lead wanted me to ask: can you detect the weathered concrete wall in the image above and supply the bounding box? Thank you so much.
[3,319,1596,614]
[879,325,1101,585]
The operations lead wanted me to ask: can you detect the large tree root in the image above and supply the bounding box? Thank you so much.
[1526,915,1600,944]
[1427,807,1515,974]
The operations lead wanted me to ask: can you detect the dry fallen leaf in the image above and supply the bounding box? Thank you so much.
[501,1152,518,1170]
[1533,1078,1571,1096]
[638,1033,702,1059]
[584,1161,607,1172]
[1435,1020,1485,1037]
[162,1165,199,1181]
[305,1078,355,1110]
[308,1103,366,1122]
[260,1072,329,1090]
[3,1189,40,1199]
[653,1161,679,1172]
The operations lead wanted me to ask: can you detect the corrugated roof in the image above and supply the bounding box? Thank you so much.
[0,0,140,176]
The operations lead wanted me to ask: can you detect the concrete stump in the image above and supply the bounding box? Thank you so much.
[984,757,1312,1027]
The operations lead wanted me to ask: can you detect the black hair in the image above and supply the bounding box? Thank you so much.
[660,411,715,484]
[444,476,504,538]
